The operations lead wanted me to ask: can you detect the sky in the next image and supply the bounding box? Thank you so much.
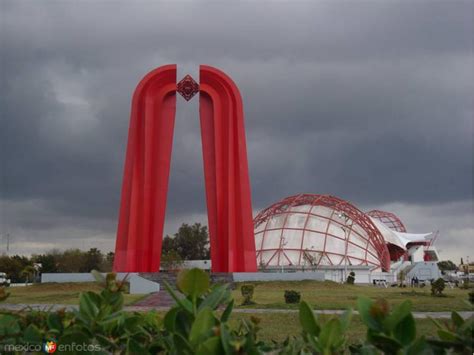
[1,1,473,263]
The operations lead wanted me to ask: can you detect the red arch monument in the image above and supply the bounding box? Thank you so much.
[113,65,257,273]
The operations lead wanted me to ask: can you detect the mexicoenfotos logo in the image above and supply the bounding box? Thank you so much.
[43,340,57,353]
[0,340,102,353]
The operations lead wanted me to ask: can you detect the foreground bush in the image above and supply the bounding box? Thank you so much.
[284,290,301,304]
[0,268,472,354]
[346,271,355,285]
[431,277,446,296]
[240,284,255,305]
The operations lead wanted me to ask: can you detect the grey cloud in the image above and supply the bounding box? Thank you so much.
[1,1,472,258]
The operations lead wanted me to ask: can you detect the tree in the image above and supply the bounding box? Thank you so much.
[56,249,85,272]
[162,223,210,260]
[0,255,32,283]
[106,252,114,265]
[31,253,59,273]
[21,265,36,283]
[161,250,184,271]
[431,278,445,296]
[101,252,115,272]
[81,248,104,272]
[437,260,457,272]
[162,235,175,255]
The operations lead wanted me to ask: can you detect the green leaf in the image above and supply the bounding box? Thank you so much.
[173,332,194,353]
[198,284,230,311]
[426,338,460,351]
[58,331,91,352]
[79,292,100,320]
[91,269,105,283]
[451,311,464,328]
[429,316,443,330]
[123,314,142,333]
[340,308,353,332]
[22,324,43,344]
[370,334,402,353]
[437,329,457,341]
[220,299,234,323]
[175,311,194,338]
[47,313,63,331]
[163,280,193,314]
[95,334,118,349]
[351,344,378,355]
[220,323,233,355]
[319,318,343,350]
[0,314,21,336]
[197,336,222,355]
[127,337,145,354]
[163,307,179,332]
[393,313,416,346]
[299,301,320,336]
[177,268,210,298]
[386,300,412,331]
[189,307,216,345]
[459,316,474,334]
[406,336,429,355]
[357,297,379,331]
[99,311,124,327]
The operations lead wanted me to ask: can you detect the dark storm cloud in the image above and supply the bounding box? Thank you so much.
[1,1,472,253]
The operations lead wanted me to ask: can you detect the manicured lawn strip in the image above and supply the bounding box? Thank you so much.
[5,283,146,305]
[232,280,471,311]
[4,280,471,312]
[115,311,451,344]
[229,312,445,344]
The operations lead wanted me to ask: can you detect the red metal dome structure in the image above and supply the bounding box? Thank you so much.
[366,210,407,233]
[254,194,391,271]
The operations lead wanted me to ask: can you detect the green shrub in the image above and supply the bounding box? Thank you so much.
[431,277,446,296]
[284,290,301,304]
[0,268,473,354]
[240,284,255,305]
[469,291,474,304]
[346,271,355,284]
[160,249,184,271]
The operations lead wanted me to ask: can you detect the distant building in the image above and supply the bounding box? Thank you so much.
[253,193,441,283]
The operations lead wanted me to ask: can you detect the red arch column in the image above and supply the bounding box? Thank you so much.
[114,65,177,272]
[199,65,257,272]
[114,64,257,273]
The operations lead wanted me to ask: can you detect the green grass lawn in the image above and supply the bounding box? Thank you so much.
[228,312,444,344]
[3,280,472,313]
[2,282,471,347]
[4,282,146,305]
[136,311,449,345]
[232,280,472,312]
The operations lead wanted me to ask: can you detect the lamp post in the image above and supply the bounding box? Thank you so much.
[467,256,470,279]
[337,212,353,283]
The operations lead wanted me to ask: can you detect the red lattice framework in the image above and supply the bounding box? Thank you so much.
[367,210,407,233]
[254,194,391,271]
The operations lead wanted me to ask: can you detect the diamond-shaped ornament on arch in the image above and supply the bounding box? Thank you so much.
[177,74,199,101]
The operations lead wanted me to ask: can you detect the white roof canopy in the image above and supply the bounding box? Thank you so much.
[369,217,433,249]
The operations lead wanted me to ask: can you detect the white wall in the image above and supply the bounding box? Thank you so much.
[41,272,158,294]
[408,246,424,262]
[129,274,160,294]
[41,273,133,283]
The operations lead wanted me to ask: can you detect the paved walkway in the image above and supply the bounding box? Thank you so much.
[0,303,472,319]
[133,291,176,308]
